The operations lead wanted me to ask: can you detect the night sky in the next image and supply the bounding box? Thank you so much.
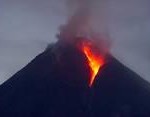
[0,0,150,84]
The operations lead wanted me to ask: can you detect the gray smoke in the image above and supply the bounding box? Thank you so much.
[58,0,110,41]
[56,0,111,59]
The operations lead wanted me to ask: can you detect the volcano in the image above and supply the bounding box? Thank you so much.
[0,39,150,117]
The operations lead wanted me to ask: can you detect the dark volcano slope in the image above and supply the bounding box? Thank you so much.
[0,42,91,117]
[0,42,150,117]
[91,57,150,117]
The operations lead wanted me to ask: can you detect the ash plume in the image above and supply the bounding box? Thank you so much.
[56,0,111,57]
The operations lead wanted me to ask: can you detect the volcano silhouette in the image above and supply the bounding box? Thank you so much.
[0,40,150,117]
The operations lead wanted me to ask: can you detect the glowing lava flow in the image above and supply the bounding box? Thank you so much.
[81,41,104,87]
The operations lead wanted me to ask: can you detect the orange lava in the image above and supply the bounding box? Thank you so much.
[81,41,104,87]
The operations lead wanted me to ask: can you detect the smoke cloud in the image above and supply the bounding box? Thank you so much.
[58,1,109,39]
[57,0,111,59]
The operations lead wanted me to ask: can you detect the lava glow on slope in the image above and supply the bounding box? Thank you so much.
[81,41,104,87]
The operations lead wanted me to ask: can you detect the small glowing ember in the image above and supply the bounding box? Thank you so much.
[81,41,104,87]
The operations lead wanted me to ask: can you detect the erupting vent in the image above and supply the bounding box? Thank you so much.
[81,40,104,87]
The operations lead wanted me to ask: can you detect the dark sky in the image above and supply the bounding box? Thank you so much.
[0,0,150,84]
